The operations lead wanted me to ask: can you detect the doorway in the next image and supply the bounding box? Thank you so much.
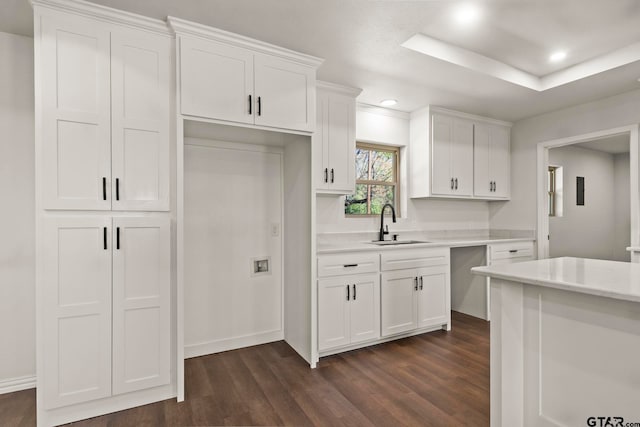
[537,125,640,259]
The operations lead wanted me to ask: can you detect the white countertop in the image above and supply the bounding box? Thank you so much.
[317,237,534,255]
[472,257,640,303]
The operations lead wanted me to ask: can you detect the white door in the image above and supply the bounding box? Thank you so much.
[381,269,417,337]
[326,93,356,193]
[112,217,170,394]
[417,265,449,329]
[179,36,254,124]
[40,11,111,210]
[349,274,380,344]
[451,118,474,196]
[490,125,510,198]
[42,217,112,408]
[473,122,492,198]
[254,53,314,132]
[318,278,350,351]
[431,114,453,196]
[111,29,170,211]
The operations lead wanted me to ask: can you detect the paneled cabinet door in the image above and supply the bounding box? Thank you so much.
[112,217,171,394]
[474,123,510,199]
[431,114,473,197]
[349,274,380,344]
[318,277,350,351]
[325,93,355,192]
[381,269,418,337]
[416,265,448,329]
[42,217,112,408]
[111,30,171,211]
[41,12,111,210]
[254,53,315,132]
[179,36,254,124]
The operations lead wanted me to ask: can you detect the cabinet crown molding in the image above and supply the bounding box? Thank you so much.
[168,16,324,68]
[317,81,362,97]
[427,106,512,127]
[31,0,171,35]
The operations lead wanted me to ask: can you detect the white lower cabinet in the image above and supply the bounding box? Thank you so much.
[381,265,449,337]
[43,216,170,409]
[318,273,380,351]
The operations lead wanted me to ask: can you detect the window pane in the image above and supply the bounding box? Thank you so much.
[369,185,395,215]
[370,150,394,182]
[345,184,368,215]
[355,148,370,180]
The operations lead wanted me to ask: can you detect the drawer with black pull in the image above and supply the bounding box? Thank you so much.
[317,252,379,277]
[489,241,535,262]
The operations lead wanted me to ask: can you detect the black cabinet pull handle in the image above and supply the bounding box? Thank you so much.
[330,168,334,183]
[103,227,107,250]
[450,178,454,190]
[494,181,497,192]
[115,178,120,200]
[324,168,328,183]
[419,276,423,290]
[257,96,261,116]
[116,227,120,250]
[414,277,418,291]
[353,284,356,300]
[102,177,106,200]
[455,178,458,190]
[343,264,358,268]
[509,249,518,253]
[248,95,252,115]
[346,285,350,301]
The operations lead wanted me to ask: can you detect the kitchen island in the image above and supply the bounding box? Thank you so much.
[472,257,640,427]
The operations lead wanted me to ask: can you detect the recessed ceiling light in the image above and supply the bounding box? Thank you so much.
[549,51,567,63]
[453,3,482,26]
[380,99,397,107]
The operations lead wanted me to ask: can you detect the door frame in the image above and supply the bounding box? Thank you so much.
[536,124,640,259]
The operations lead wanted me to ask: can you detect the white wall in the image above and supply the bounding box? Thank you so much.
[490,88,640,235]
[317,104,490,234]
[548,145,617,260]
[0,32,35,389]
[614,153,631,261]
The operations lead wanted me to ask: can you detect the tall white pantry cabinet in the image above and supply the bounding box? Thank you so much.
[33,0,174,425]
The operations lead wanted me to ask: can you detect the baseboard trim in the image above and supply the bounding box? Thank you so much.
[0,375,36,394]
[185,329,283,358]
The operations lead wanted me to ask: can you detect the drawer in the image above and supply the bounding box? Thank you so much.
[489,241,535,262]
[318,252,379,277]
[380,248,449,271]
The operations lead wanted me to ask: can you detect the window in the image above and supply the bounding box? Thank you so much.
[548,165,563,217]
[345,142,399,216]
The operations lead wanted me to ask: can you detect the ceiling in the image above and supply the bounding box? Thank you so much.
[3,0,640,122]
[573,134,630,154]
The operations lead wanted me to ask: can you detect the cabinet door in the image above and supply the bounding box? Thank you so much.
[326,93,356,193]
[318,278,351,351]
[42,217,112,408]
[313,91,329,190]
[490,125,510,199]
[180,36,254,124]
[254,53,315,132]
[473,123,492,198]
[431,114,453,195]
[349,274,380,344]
[451,118,474,196]
[417,265,449,329]
[40,12,111,210]
[111,29,171,211]
[381,269,417,337]
[112,217,171,394]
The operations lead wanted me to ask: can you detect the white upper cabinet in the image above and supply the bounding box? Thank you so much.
[314,82,361,194]
[179,37,254,124]
[39,8,171,211]
[40,12,112,210]
[474,122,511,199]
[170,17,323,133]
[410,106,511,200]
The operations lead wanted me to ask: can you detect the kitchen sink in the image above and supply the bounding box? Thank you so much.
[368,240,430,246]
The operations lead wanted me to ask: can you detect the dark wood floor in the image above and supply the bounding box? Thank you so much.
[0,311,489,427]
